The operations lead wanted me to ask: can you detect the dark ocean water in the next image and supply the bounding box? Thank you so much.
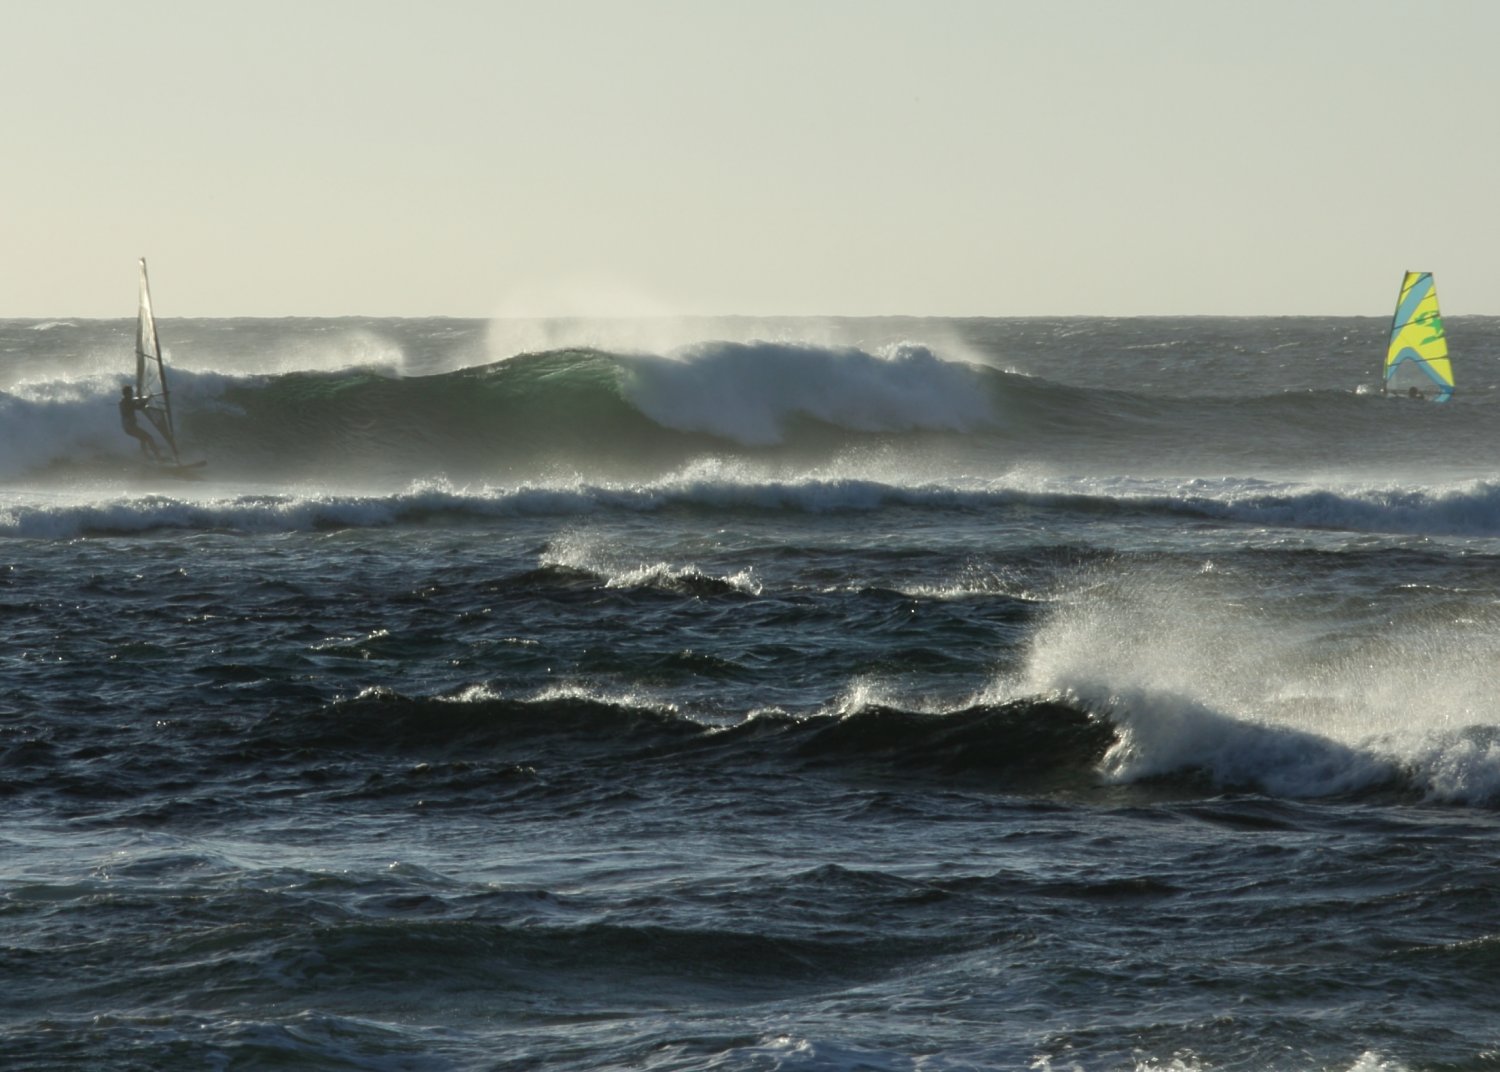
[4,314,1500,1071]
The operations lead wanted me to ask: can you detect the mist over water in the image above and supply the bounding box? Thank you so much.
[5,314,1500,1070]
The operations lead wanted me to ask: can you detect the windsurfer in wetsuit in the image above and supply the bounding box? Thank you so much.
[119,385,163,461]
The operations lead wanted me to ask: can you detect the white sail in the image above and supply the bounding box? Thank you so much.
[135,258,180,461]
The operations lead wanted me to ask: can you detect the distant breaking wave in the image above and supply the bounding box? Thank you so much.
[4,334,1499,488]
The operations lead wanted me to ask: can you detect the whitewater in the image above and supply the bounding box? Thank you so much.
[4,313,1500,1071]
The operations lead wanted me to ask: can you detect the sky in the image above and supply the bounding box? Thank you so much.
[4,0,1500,317]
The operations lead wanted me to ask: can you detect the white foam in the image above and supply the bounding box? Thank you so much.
[618,340,997,446]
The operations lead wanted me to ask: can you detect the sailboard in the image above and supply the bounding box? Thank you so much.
[1382,271,1453,402]
[134,258,203,470]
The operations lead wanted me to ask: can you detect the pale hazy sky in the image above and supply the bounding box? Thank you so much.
[5,0,1499,317]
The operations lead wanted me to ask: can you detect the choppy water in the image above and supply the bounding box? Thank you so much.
[4,314,1500,1071]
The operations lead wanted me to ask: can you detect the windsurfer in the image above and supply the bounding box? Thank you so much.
[119,385,163,461]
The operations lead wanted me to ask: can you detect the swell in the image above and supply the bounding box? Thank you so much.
[15,684,1475,810]
[53,691,1109,807]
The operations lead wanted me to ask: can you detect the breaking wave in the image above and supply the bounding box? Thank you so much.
[7,471,1500,540]
[6,329,1495,487]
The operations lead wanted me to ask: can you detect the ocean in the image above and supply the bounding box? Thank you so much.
[3,313,1499,1071]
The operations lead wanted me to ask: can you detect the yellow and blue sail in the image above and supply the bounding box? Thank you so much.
[1384,271,1453,402]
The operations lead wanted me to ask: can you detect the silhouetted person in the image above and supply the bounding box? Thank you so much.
[119,385,163,461]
